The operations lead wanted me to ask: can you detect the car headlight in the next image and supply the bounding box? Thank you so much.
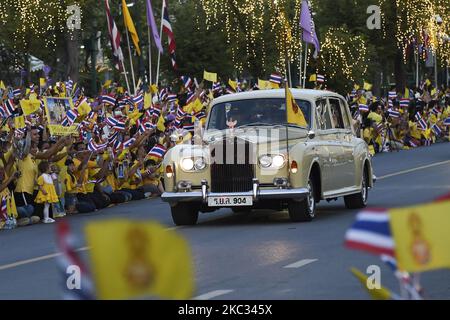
[181,158,194,171]
[259,154,286,169]
[180,157,207,171]
[259,155,272,168]
[194,157,206,170]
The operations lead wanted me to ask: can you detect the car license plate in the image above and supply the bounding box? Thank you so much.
[208,196,253,207]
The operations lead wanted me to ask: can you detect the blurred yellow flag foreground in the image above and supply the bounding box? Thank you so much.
[85,220,194,300]
[390,200,450,272]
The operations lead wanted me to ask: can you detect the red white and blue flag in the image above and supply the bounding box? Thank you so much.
[147,144,167,159]
[162,0,177,70]
[105,0,124,71]
[344,208,395,257]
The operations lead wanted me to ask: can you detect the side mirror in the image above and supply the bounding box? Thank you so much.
[307,130,316,140]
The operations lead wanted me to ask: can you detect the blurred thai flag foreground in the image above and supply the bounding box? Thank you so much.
[345,193,450,300]
[56,219,194,300]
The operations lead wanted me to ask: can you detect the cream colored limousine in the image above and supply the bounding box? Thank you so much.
[162,89,375,225]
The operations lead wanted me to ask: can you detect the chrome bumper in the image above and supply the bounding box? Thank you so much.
[161,179,309,203]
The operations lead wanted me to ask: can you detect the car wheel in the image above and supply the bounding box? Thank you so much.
[344,169,368,209]
[171,203,199,226]
[288,177,316,222]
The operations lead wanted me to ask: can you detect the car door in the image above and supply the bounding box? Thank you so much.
[328,97,355,189]
[315,98,340,194]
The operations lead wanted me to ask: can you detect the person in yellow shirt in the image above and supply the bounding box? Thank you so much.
[35,161,59,223]
[0,167,20,229]
[141,159,165,197]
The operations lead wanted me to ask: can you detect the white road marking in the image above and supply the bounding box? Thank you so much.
[377,160,450,181]
[193,290,234,300]
[283,259,318,269]
[0,225,182,271]
[0,247,90,271]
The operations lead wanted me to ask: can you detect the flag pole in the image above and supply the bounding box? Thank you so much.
[125,28,137,94]
[303,43,308,88]
[148,26,153,86]
[155,0,164,86]
[120,59,131,94]
[298,47,303,87]
[288,59,293,88]
[415,44,419,88]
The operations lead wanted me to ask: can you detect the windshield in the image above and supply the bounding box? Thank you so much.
[207,98,311,130]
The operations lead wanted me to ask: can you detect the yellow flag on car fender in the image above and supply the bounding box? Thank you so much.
[85,219,194,300]
[389,200,450,272]
[286,86,307,127]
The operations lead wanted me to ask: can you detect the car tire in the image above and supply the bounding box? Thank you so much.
[171,203,199,226]
[288,177,316,222]
[344,169,369,209]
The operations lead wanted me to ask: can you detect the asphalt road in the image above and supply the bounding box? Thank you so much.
[1,143,450,300]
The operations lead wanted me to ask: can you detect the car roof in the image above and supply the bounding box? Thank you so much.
[212,89,344,105]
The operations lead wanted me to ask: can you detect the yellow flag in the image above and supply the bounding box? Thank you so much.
[228,79,237,91]
[39,78,46,88]
[14,115,26,129]
[150,84,158,94]
[309,74,317,82]
[20,100,41,116]
[350,268,391,300]
[354,84,360,90]
[86,219,194,300]
[0,81,5,90]
[258,79,272,90]
[103,80,112,88]
[193,98,203,113]
[156,115,166,132]
[271,82,280,89]
[286,86,307,127]
[203,70,217,83]
[404,88,410,99]
[78,100,92,116]
[431,88,437,96]
[122,0,141,56]
[144,92,152,109]
[363,82,373,91]
[117,87,124,94]
[389,200,450,272]
[425,79,431,86]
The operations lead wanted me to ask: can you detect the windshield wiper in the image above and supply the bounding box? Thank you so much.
[276,123,308,130]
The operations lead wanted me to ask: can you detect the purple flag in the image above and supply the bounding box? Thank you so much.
[300,0,320,58]
[146,0,163,54]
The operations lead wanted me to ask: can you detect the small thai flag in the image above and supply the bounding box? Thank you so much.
[409,139,419,148]
[212,82,221,92]
[133,93,144,106]
[443,117,450,126]
[358,104,369,112]
[415,113,427,130]
[388,109,400,118]
[13,88,21,97]
[431,124,442,136]
[399,99,409,108]
[375,122,384,134]
[150,105,161,120]
[107,131,119,144]
[269,73,282,84]
[388,100,393,107]
[0,197,7,221]
[3,99,15,117]
[431,108,439,116]
[181,76,193,89]
[316,74,325,83]
[388,91,397,100]
[65,80,73,93]
[113,120,125,131]
[167,94,177,103]
[380,254,397,272]
[159,88,168,102]
[183,123,195,132]
[113,139,123,151]
[186,91,196,104]
[87,139,108,152]
[123,137,136,149]
[194,111,206,120]
[102,95,116,106]
[147,144,167,159]
[105,117,118,127]
[61,117,70,127]
[344,209,395,256]
[424,139,432,146]
[66,109,78,125]
[176,106,186,119]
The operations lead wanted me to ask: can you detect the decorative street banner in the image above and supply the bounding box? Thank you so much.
[43,97,78,135]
